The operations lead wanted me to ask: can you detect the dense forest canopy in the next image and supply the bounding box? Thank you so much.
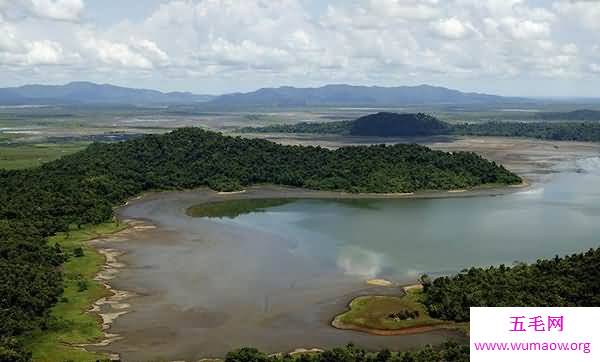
[0,128,520,359]
[241,112,600,142]
[240,120,352,135]
[452,121,600,142]
[422,248,600,322]
[535,109,600,121]
[349,112,450,137]
[224,342,469,362]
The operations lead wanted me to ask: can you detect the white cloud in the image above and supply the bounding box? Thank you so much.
[0,0,599,95]
[431,17,469,39]
[482,17,547,40]
[0,38,69,66]
[28,0,83,21]
[553,0,600,31]
[80,33,153,69]
[134,39,169,64]
[25,40,64,64]
[0,0,84,21]
[0,22,20,52]
[368,0,441,20]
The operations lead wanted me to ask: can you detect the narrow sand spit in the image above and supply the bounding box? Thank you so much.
[366,279,394,287]
[78,220,156,360]
[403,284,423,292]
[218,190,247,195]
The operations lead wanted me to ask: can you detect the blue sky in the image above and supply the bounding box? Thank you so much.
[0,0,599,97]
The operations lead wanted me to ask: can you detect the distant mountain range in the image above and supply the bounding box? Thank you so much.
[0,81,214,106]
[209,84,526,107]
[0,81,526,107]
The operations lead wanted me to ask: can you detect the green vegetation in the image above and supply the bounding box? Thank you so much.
[350,113,450,137]
[535,109,600,121]
[25,223,125,362]
[240,120,352,134]
[0,142,88,170]
[422,248,600,322]
[187,198,294,218]
[239,113,450,137]
[452,121,600,142]
[334,290,448,331]
[0,128,519,360]
[241,112,600,143]
[224,342,469,362]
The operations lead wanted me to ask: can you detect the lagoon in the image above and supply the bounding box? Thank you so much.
[98,157,600,360]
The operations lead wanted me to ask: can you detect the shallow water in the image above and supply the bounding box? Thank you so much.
[102,157,600,360]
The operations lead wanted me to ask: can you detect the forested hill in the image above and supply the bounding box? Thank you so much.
[240,112,454,137]
[239,112,449,136]
[0,128,521,358]
[350,112,450,136]
[242,112,600,142]
[208,84,522,107]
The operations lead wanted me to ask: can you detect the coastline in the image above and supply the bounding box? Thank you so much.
[119,181,529,212]
[329,284,463,337]
[84,182,523,359]
[44,182,513,360]
[81,220,157,360]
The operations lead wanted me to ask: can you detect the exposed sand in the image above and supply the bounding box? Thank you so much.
[403,284,424,292]
[366,279,394,287]
[82,220,157,361]
[331,318,446,337]
[217,190,247,195]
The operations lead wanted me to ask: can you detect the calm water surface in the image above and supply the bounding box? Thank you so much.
[104,157,600,360]
[205,157,600,282]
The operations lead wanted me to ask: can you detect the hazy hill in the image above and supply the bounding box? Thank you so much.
[0,82,529,107]
[210,84,524,107]
[0,81,214,105]
[350,112,450,136]
[241,112,452,137]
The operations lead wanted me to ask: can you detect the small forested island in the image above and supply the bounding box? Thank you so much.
[350,112,450,136]
[242,111,600,142]
[0,128,520,359]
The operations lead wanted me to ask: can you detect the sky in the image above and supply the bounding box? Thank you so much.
[0,0,599,97]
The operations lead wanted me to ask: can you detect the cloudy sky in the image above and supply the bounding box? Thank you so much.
[0,0,599,97]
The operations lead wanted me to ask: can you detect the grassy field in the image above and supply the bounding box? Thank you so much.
[0,142,88,169]
[25,222,127,362]
[334,289,450,331]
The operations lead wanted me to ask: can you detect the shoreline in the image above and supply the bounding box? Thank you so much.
[93,182,524,359]
[82,220,157,361]
[119,181,529,212]
[329,284,456,337]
